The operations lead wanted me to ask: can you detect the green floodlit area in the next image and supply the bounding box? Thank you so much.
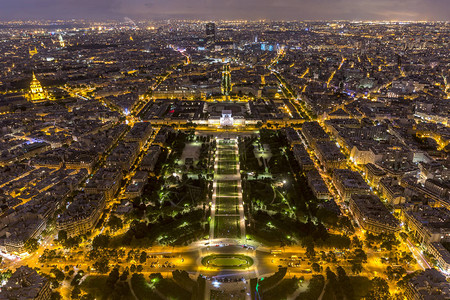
[214,216,241,238]
[202,254,254,269]
[212,139,242,239]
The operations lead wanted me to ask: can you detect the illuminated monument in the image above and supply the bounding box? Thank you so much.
[29,46,38,58]
[27,72,48,102]
[220,110,234,127]
[221,64,232,96]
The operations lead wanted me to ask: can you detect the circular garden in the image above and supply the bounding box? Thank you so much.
[201,254,254,269]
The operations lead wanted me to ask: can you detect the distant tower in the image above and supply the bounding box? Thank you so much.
[29,46,38,58]
[206,22,216,41]
[397,54,402,67]
[58,34,65,48]
[221,64,231,96]
[27,72,47,102]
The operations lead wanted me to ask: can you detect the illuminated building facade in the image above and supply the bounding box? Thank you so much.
[220,110,234,127]
[27,73,48,103]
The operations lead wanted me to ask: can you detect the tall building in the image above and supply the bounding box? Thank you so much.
[221,64,231,96]
[206,22,216,41]
[58,34,65,47]
[27,72,47,103]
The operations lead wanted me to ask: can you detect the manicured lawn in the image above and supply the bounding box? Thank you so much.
[218,151,236,160]
[81,275,134,300]
[216,196,238,214]
[213,257,246,266]
[217,181,238,196]
[349,276,371,299]
[202,254,253,269]
[217,163,237,175]
[214,216,240,238]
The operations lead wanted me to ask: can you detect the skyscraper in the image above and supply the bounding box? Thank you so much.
[206,22,216,41]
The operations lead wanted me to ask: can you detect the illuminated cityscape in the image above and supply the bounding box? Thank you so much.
[0,9,449,300]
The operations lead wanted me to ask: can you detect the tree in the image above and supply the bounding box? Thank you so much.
[93,257,110,274]
[50,292,62,300]
[305,241,316,259]
[311,263,321,273]
[120,270,129,281]
[325,268,343,300]
[353,248,367,263]
[92,234,110,249]
[337,266,354,300]
[64,236,81,249]
[336,266,347,281]
[24,238,39,253]
[325,267,337,281]
[58,230,68,243]
[80,295,95,300]
[50,267,65,282]
[366,277,390,300]
[351,262,363,274]
[108,215,123,231]
[352,236,362,248]
[71,271,84,286]
[106,267,120,288]
[130,264,136,273]
[71,286,81,299]
[139,251,147,264]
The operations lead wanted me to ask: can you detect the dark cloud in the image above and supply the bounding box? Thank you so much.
[1,0,448,20]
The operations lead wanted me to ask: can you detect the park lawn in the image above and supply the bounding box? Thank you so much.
[80,275,134,300]
[218,151,236,160]
[131,274,163,300]
[262,278,299,300]
[213,257,246,266]
[244,233,281,247]
[202,254,253,269]
[155,278,192,300]
[217,181,238,196]
[217,163,237,175]
[349,276,371,299]
[214,216,241,238]
[216,196,238,214]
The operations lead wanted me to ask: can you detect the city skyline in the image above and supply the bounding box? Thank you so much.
[0,13,448,300]
[1,0,449,21]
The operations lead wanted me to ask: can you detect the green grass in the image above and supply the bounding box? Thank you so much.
[214,216,241,238]
[131,273,163,300]
[349,276,371,299]
[218,152,236,160]
[201,254,253,269]
[155,278,191,300]
[217,164,237,175]
[217,181,238,196]
[216,196,238,214]
[80,275,134,300]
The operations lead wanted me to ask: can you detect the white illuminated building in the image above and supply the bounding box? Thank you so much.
[220,110,234,127]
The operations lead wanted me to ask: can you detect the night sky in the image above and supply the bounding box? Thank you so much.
[1,0,449,21]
